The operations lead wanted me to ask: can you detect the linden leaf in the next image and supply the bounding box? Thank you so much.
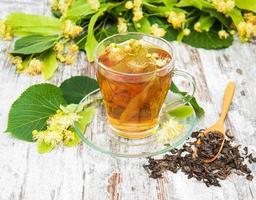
[60,76,99,104]
[169,105,194,119]
[182,29,233,49]
[6,13,61,36]
[12,35,58,55]
[235,0,256,13]
[6,84,67,142]
[41,50,58,80]
[37,141,54,154]
[65,107,96,147]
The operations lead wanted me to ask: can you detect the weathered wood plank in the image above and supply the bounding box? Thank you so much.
[0,1,256,200]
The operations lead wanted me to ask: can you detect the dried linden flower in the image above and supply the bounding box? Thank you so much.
[218,30,229,39]
[167,11,186,29]
[212,0,235,14]
[125,1,134,9]
[117,17,128,33]
[157,117,185,144]
[150,24,166,37]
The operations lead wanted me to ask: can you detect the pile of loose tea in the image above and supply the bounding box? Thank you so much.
[144,129,256,187]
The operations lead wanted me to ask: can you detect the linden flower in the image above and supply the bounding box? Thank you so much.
[54,42,65,53]
[117,17,128,33]
[43,129,63,147]
[32,130,45,143]
[11,56,22,65]
[237,21,255,42]
[58,0,74,16]
[194,22,201,32]
[212,0,235,14]
[68,44,79,54]
[63,130,75,145]
[125,1,134,9]
[157,117,185,144]
[133,8,143,22]
[48,110,80,130]
[26,58,43,75]
[183,28,191,36]
[51,0,59,11]
[87,0,100,11]
[218,30,229,39]
[244,13,256,25]
[150,24,166,37]
[65,54,75,64]
[62,20,83,38]
[133,0,142,8]
[0,20,13,40]
[167,11,186,29]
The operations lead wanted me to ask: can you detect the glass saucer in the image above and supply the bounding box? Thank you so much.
[74,89,198,158]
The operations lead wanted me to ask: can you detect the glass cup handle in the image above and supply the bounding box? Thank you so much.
[165,69,196,112]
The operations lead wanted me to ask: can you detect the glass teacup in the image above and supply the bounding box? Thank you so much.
[94,33,195,139]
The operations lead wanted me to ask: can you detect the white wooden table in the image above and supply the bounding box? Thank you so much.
[0,1,256,200]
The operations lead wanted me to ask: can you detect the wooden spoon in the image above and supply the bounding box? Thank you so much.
[194,82,235,163]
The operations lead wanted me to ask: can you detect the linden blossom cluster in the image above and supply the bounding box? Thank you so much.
[157,117,185,144]
[32,104,82,151]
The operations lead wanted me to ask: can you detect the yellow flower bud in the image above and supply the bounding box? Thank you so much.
[167,11,186,29]
[68,44,79,54]
[125,1,134,9]
[87,0,100,10]
[65,55,74,65]
[133,0,142,8]
[194,22,201,32]
[54,42,65,53]
[218,30,229,39]
[183,28,191,36]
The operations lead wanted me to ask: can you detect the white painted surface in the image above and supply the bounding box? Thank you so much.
[0,1,256,200]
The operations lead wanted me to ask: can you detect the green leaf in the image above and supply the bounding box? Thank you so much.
[138,17,151,33]
[148,16,179,41]
[198,14,216,32]
[235,0,256,13]
[227,8,244,27]
[65,107,96,147]
[37,141,54,154]
[176,0,212,10]
[85,4,111,62]
[95,25,118,42]
[202,8,231,28]
[169,105,194,119]
[182,29,233,49]
[65,0,95,21]
[6,84,67,142]
[170,82,205,117]
[41,50,58,80]
[60,76,99,104]
[6,13,61,36]
[12,35,58,55]
[77,107,96,131]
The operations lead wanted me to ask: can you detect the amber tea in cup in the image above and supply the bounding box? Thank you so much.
[94,33,195,139]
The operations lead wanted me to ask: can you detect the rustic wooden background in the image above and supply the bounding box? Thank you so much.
[0,1,256,200]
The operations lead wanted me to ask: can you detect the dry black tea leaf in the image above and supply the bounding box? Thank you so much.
[144,129,255,187]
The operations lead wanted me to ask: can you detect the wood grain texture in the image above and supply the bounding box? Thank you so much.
[0,1,256,200]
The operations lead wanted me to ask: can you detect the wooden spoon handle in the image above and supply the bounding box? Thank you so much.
[219,82,235,123]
